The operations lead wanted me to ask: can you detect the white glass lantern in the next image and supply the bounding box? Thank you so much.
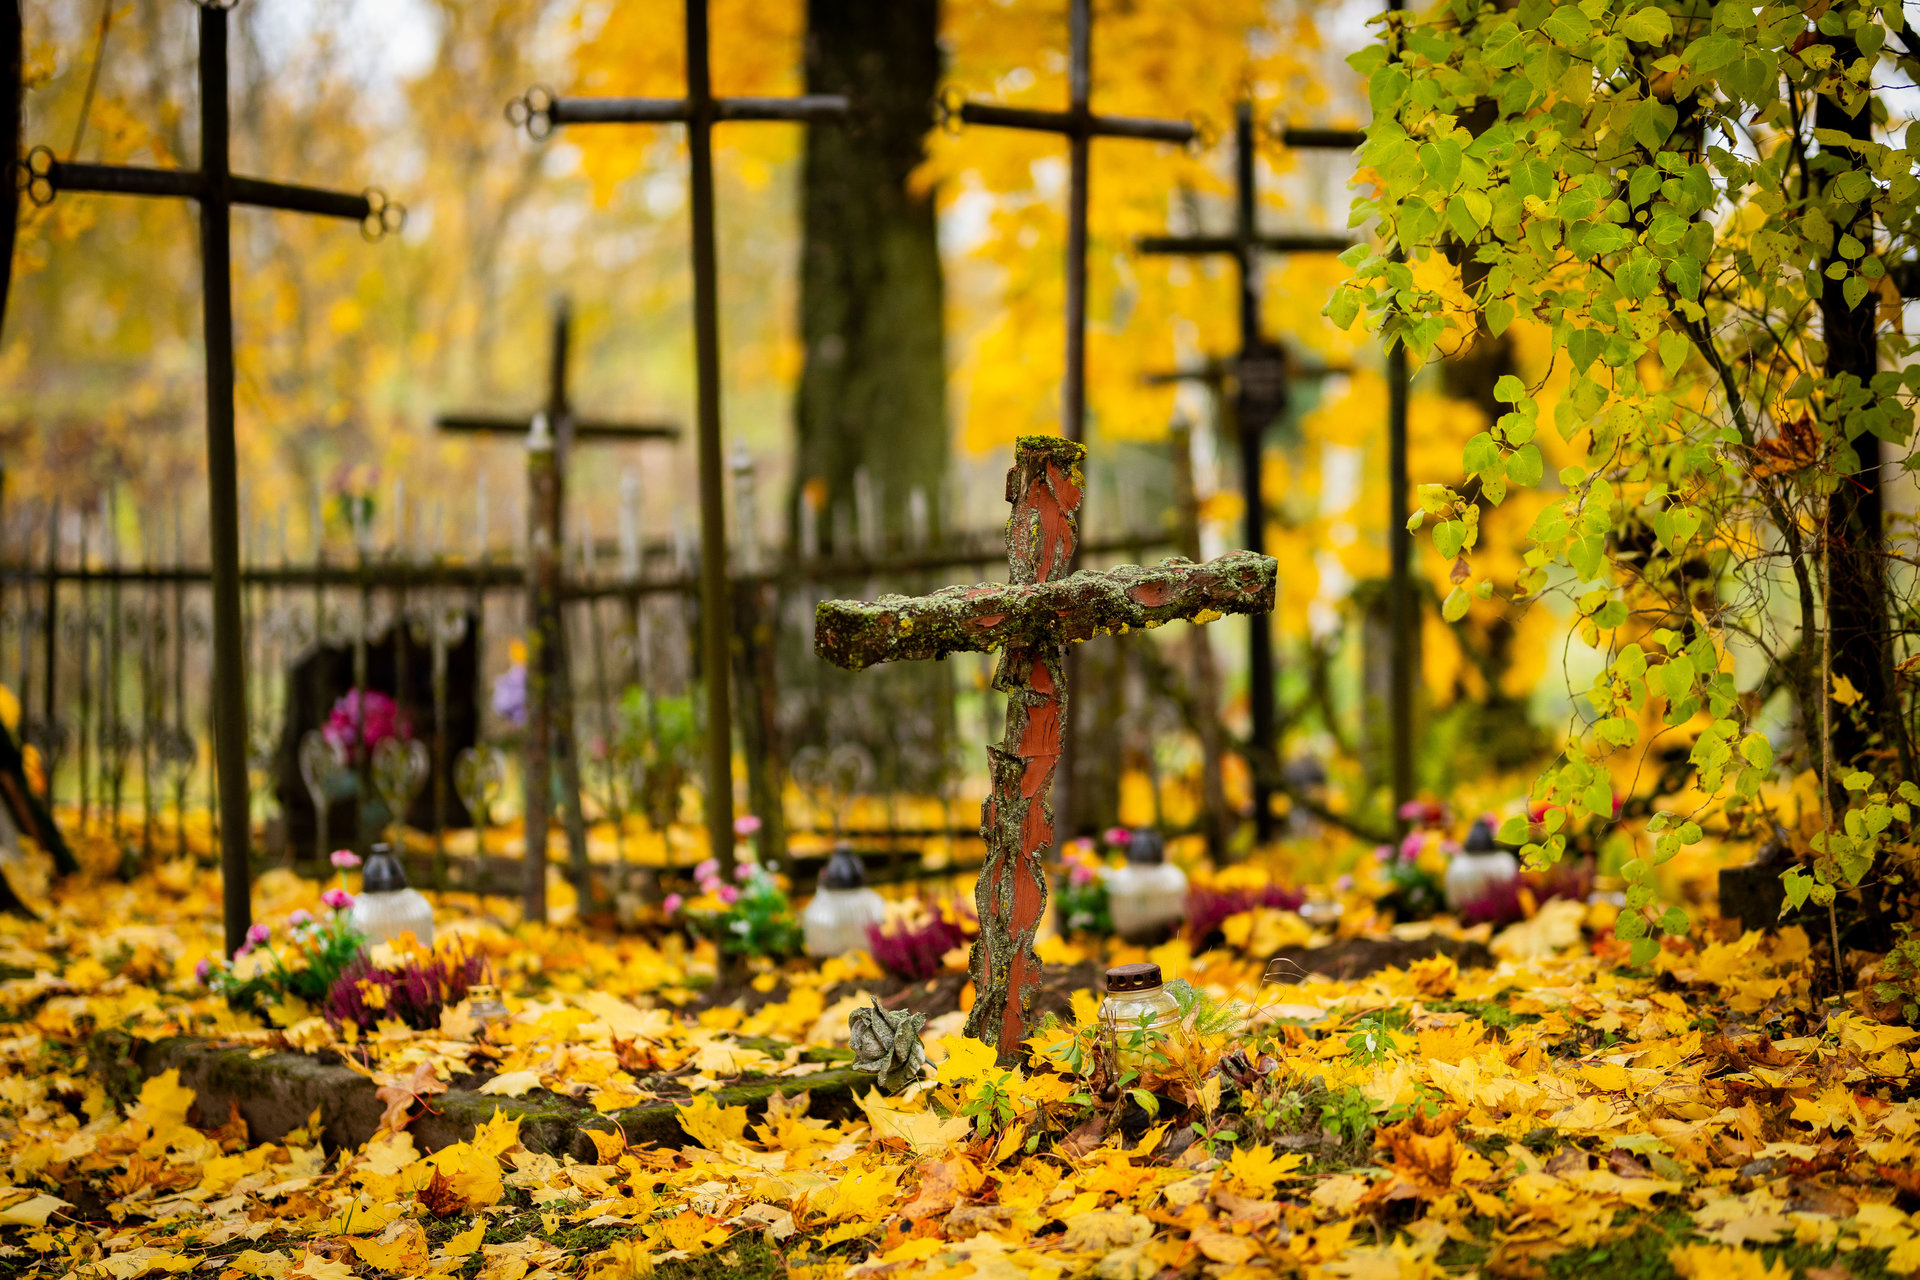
[349,843,436,947]
[1105,830,1187,944]
[802,846,887,958]
[1444,819,1520,913]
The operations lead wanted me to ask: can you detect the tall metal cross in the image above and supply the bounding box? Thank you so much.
[437,299,678,922]
[19,0,403,956]
[940,0,1196,444]
[509,0,847,883]
[815,436,1275,1060]
[1136,99,1354,841]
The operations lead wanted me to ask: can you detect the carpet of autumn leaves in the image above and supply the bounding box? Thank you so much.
[0,838,1916,1280]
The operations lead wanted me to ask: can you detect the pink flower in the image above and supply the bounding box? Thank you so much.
[235,941,255,959]
[694,859,718,882]
[662,893,684,916]
[1399,832,1424,863]
[246,923,271,946]
[1069,862,1095,887]
[331,849,362,870]
[716,885,740,906]
[733,814,762,839]
[194,958,215,984]
[289,909,313,927]
[735,861,756,882]
[322,888,355,911]
[322,689,410,757]
[1103,827,1131,847]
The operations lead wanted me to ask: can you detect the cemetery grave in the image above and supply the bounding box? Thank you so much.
[0,0,1918,1278]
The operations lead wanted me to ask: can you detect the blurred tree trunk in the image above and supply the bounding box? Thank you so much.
[792,0,946,552]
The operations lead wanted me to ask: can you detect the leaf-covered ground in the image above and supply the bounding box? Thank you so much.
[0,848,1916,1280]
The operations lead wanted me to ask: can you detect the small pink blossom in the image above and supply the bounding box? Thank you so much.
[322,888,355,911]
[194,958,215,984]
[331,849,362,870]
[235,941,255,959]
[716,885,740,906]
[735,861,756,882]
[246,923,272,946]
[289,909,313,927]
[662,893,684,916]
[1103,827,1131,847]
[694,858,718,881]
[733,814,762,838]
[1069,862,1095,887]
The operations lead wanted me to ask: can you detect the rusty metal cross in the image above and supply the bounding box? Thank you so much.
[815,436,1275,1059]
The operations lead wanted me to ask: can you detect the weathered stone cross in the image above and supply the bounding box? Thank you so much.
[815,436,1276,1059]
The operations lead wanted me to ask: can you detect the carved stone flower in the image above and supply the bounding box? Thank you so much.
[848,997,928,1093]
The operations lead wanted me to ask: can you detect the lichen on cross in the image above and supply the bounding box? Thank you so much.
[814,435,1277,1060]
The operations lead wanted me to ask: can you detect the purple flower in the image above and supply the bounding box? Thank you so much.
[733,814,762,839]
[246,923,272,946]
[195,958,215,985]
[663,893,684,916]
[323,888,355,911]
[289,909,313,927]
[491,664,528,729]
[716,885,739,907]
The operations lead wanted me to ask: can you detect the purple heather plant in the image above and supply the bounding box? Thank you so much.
[866,903,978,983]
[1185,882,1306,950]
[323,943,491,1032]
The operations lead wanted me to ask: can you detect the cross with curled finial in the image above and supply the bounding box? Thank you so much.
[815,435,1276,1059]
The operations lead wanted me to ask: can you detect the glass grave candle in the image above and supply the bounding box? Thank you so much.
[802,845,887,959]
[348,842,436,947]
[1100,962,1181,1076]
[1104,829,1188,944]
[1443,818,1520,913]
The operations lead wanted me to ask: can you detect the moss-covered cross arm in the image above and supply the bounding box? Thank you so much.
[813,435,1277,1060]
[812,551,1275,671]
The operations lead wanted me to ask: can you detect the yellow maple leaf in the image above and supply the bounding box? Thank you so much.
[96,1249,197,1279]
[676,1093,752,1151]
[227,1250,291,1279]
[858,1089,972,1154]
[470,1111,523,1162]
[478,1070,544,1098]
[935,1034,1001,1085]
[0,1192,67,1227]
[1224,1144,1306,1194]
[349,1221,430,1275]
[129,1070,196,1140]
[439,1220,486,1261]
[1668,1243,1792,1280]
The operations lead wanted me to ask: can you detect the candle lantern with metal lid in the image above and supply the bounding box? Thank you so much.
[801,843,888,958]
[1104,829,1187,944]
[1099,961,1182,1077]
[348,842,436,947]
[1443,817,1520,913]
[465,983,509,1036]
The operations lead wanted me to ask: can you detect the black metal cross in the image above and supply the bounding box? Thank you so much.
[1136,99,1354,839]
[938,0,1195,445]
[436,299,678,922]
[508,0,847,886]
[19,0,403,956]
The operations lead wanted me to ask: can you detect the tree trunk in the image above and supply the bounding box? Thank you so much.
[1816,68,1898,776]
[793,0,947,551]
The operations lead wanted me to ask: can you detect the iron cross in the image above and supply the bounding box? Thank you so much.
[1136,99,1354,838]
[937,0,1195,446]
[436,299,679,922]
[509,0,847,884]
[18,0,402,957]
[815,436,1275,1060]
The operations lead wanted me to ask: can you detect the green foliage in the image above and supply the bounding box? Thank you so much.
[1869,924,1920,1023]
[619,688,699,831]
[198,908,367,1014]
[1336,0,1920,948]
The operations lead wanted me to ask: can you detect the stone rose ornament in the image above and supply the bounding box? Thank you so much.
[848,997,929,1093]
